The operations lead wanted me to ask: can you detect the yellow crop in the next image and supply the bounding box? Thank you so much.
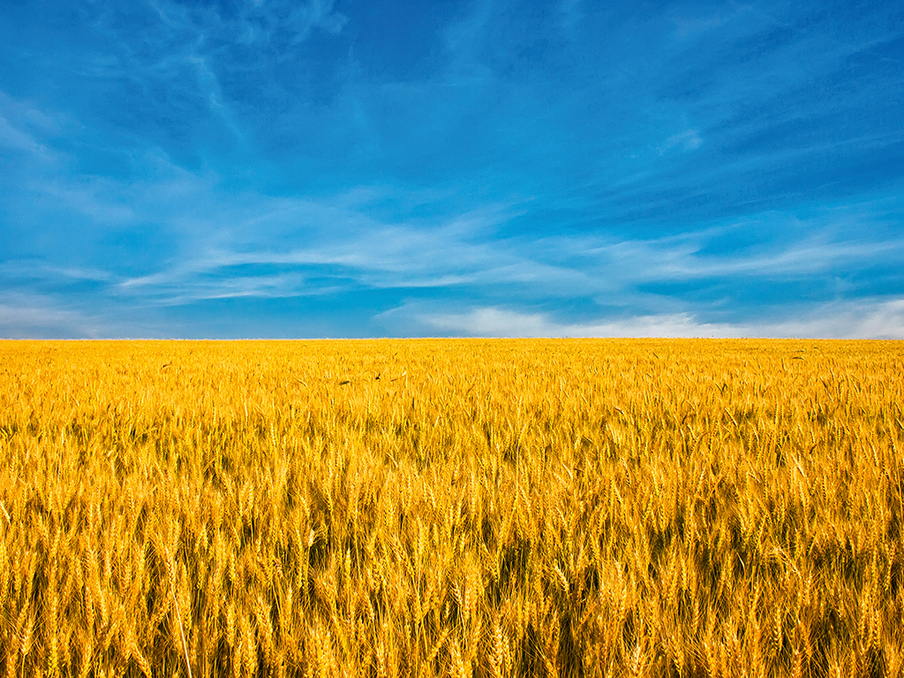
[0,339,902,677]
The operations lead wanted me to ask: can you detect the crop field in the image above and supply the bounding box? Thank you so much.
[0,339,902,678]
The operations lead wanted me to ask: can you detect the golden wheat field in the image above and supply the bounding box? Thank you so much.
[1,339,903,678]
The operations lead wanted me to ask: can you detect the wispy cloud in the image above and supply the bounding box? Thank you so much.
[582,231,904,284]
[0,114,48,156]
[659,129,703,154]
[9,164,902,317]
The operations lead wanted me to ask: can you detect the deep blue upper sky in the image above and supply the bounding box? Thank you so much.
[1,0,903,338]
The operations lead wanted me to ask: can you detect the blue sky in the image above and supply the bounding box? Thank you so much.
[1,0,903,338]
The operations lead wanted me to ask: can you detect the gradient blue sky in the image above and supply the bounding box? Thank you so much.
[1,0,903,338]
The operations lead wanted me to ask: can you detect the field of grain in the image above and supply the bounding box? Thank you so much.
[0,339,902,677]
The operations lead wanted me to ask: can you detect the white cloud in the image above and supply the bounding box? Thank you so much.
[659,129,703,154]
[761,298,904,339]
[411,307,740,338]
[382,297,904,339]
[0,294,102,339]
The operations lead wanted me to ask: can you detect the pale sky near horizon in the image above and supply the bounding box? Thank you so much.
[1,0,903,338]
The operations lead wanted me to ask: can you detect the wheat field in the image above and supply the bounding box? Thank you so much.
[0,339,902,677]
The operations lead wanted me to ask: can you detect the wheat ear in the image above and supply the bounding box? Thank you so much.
[170,575,193,678]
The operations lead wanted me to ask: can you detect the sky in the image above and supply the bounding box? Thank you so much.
[1,0,903,339]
